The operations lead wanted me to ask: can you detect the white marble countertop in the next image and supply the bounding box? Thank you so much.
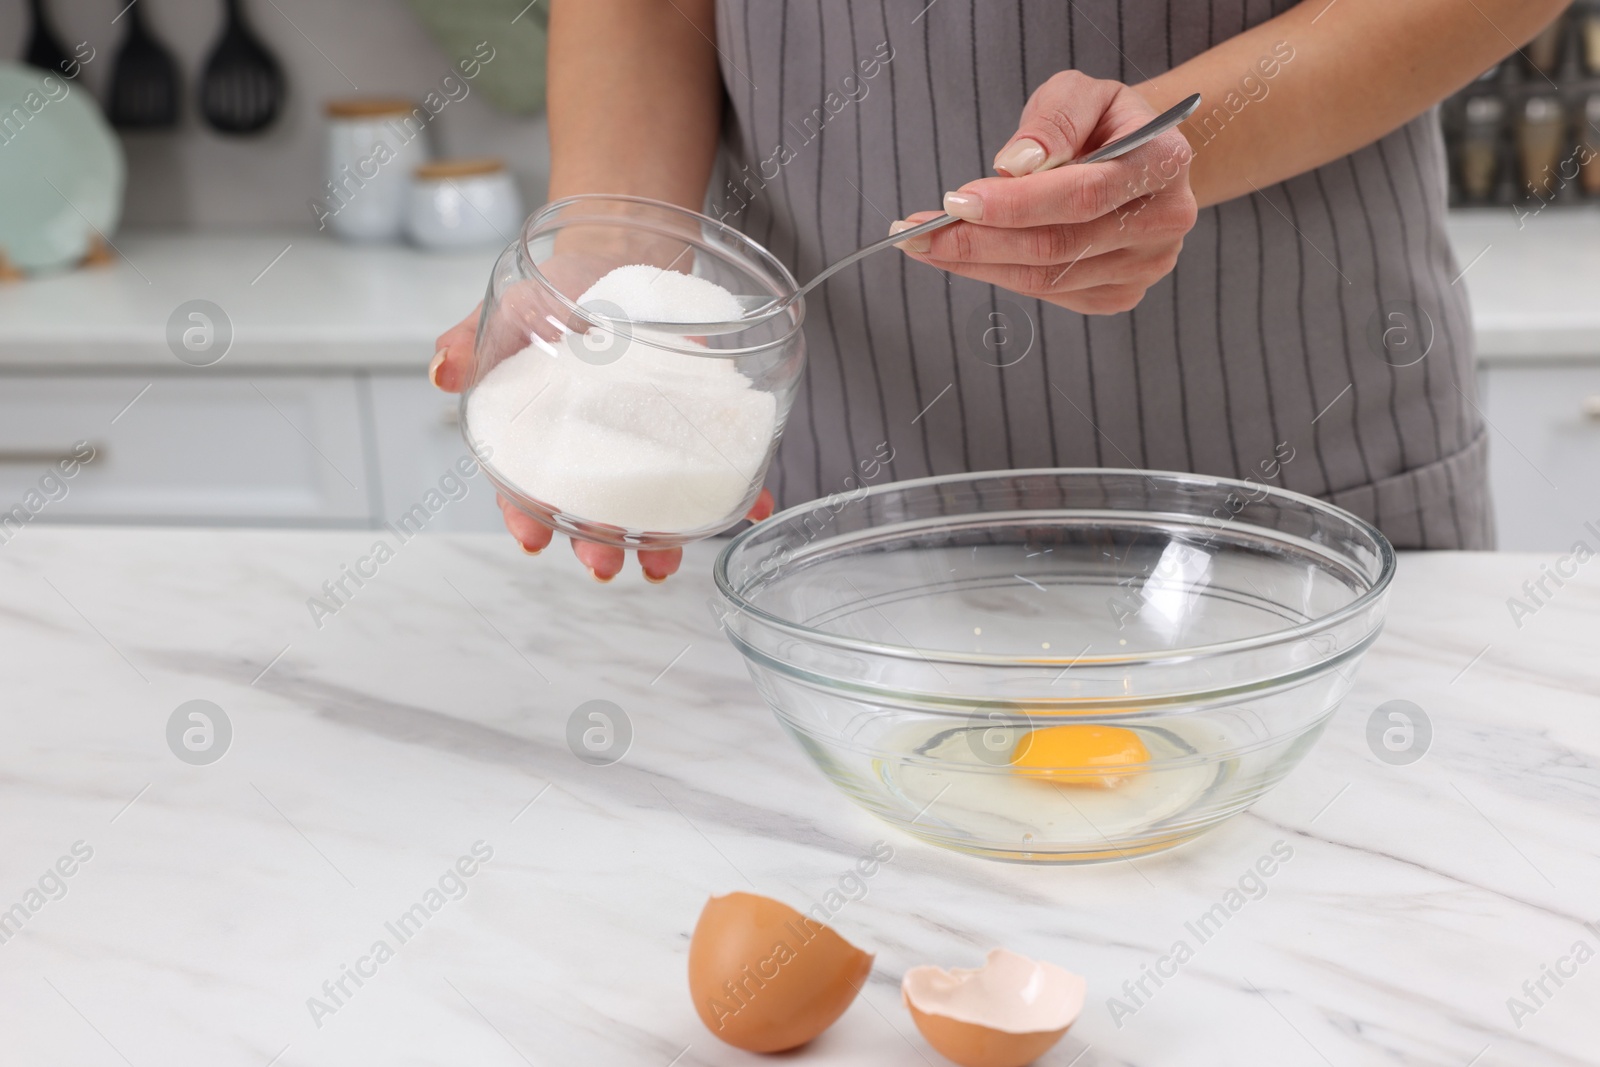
[0,211,1595,371]
[0,527,1595,1066]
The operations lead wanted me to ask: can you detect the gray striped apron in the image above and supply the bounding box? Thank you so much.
[712,0,1491,549]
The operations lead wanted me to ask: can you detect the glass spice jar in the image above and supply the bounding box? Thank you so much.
[1458,94,1506,204]
[1517,95,1567,202]
[1525,16,1565,77]
[1579,1,1600,76]
[1581,94,1600,197]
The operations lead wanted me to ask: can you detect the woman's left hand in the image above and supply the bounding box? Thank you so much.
[892,71,1198,316]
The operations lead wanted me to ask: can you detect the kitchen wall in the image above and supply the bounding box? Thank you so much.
[1,0,550,229]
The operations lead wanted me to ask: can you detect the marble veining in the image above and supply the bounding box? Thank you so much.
[0,528,1596,1066]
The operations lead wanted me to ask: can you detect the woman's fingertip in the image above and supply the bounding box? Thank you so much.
[942,190,984,221]
[589,568,614,584]
[520,542,542,556]
[994,138,1047,177]
[888,220,931,253]
[428,349,447,387]
[643,571,669,585]
[746,488,776,523]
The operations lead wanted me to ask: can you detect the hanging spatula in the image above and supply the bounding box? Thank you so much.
[108,0,182,128]
[24,0,72,76]
[199,0,285,134]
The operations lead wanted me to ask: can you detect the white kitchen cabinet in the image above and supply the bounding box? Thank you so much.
[365,374,503,533]
[1480,362,1600,551]
[0,371,506,534]
[0,374,374,527]
[0,226,1594,547]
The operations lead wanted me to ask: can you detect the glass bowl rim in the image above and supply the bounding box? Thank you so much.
[712,467,1398,669]
[517,193,805,356]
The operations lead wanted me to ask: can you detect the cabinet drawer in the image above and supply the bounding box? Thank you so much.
[367,375,503,533]
[0,375,374,526]
[1481,363,1600,551]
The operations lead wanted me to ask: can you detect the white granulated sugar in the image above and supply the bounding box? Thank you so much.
[466,336,776,533]
[576,264,745,324]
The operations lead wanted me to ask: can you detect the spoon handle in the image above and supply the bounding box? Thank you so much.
[791,214,960,302]
[790,93,1200,306]
[1074,92,1201,164]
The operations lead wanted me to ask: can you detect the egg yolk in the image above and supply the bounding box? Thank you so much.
[1009,724,1149,787]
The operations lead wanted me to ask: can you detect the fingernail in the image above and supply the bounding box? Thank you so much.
[428,349,447,388]
[994,138,1046,177]
[942,191,983,221]
[589,568,613,584]
[643,571,668,585]
[520,543,542,556]
[889,220,930,253]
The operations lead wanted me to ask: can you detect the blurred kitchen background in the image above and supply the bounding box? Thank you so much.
[1,0,1597,551]
[2,0,551,227]
[1442,0,1600,207]
[0,0,548,540]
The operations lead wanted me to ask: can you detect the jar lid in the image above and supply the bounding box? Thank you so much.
[1464,94,1505,125]
[1522,95,1564,123]
[324,97,418,119]
[414,157,507,180]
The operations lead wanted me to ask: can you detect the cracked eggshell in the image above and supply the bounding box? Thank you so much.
[902,948,1086,1067]
[688,891,874,1053]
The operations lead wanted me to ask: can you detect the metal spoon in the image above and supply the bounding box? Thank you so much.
[625,93,1201,337]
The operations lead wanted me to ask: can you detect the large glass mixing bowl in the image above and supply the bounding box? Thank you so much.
[713,470,1395,863]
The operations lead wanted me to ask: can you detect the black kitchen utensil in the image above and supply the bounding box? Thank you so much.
[198,0,284,134]
[24,0,72,76]
[108,0,182,128]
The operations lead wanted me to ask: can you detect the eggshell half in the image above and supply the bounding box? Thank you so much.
[688,891,874,1052]
[902,948,1086,1067]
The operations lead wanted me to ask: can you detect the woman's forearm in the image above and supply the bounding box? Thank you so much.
[1135,0,1568,208]
[547,0,722,208]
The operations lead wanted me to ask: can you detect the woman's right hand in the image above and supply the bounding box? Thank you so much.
[429,265,775,583]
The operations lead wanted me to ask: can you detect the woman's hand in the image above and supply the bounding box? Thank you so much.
[430,266,776,584]
[891,71,1197,316]
[486,486,775,583]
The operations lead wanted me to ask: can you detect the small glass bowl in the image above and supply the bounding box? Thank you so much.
[460,195,805,549]
[713,470,1396,863]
